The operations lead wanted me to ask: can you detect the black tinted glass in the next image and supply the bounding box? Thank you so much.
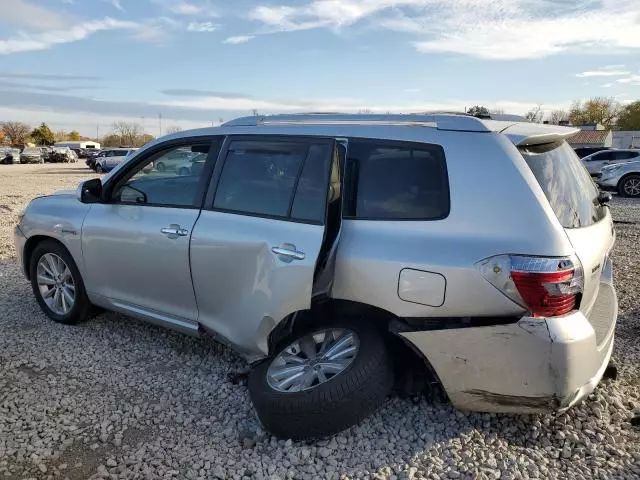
[520,142,605,228]
[214,141,307,217]
[291,144,333,222]
[348,141,449,220]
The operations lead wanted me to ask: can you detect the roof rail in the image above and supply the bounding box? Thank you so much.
[222,113,491,132]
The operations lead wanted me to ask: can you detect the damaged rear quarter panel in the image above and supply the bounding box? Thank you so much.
[400,319,558,412]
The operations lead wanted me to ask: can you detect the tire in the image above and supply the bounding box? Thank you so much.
[156,162,166,172]
[178,167,189,176]
[95,164,103,174]
[29,240,92,325]
[618,174,640,198]
[248,319,394,439]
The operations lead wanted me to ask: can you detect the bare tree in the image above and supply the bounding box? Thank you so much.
[166,125,182,134]
[548,109,569,125]
[251,109,260,116]
[489,108,505,115]
[112,121,143,147]
[524,104,544,123]
[1,121,31,146]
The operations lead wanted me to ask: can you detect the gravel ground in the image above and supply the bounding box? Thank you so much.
[1,162,639,480]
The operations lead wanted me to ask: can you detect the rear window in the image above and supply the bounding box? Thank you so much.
[520,141,606,228]
[345,139,449,220]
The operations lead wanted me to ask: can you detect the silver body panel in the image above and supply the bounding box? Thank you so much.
[598,160,640,190]
[15,114,616,414]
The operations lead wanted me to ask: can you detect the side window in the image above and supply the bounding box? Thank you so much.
[290,144,333,222]
[614,151,636,160]
[592,151,612,161]
[112,141,215,207]
[214,139,332,220]
[346,140,449,220]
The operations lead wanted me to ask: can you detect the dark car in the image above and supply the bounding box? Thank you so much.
[573,146,611,158]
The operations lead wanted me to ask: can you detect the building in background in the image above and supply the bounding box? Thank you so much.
[567,123,613,150]
[612,131,640,149]
[54,141,100,150]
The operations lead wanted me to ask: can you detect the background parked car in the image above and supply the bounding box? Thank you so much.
[153,148,198,172]
[175,152,207,176]
[573,146,611,158]
[94,148,138,173]
[598,160,640,197]
[47,147,78,163]
[1,148,21,164]
[20,147,45,164]
[581,149,640,176]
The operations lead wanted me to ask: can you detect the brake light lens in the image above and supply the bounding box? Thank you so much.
[477,255,583,317]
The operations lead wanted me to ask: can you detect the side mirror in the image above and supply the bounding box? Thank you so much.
[77,178,103,203]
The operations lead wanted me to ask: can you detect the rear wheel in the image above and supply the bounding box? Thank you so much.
[95,164,103,173]
[248,319,394,439]
[29,240,92,325]
[619,174,640,198]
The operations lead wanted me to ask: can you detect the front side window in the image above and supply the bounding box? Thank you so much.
[345,140,449,220]
[112,142,214,207]
[214,139,332,220]
[520,141,605,228]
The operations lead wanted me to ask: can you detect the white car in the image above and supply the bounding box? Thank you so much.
[581,149,640,176]
[95,148,138,173]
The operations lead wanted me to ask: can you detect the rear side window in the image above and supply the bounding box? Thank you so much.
[345,140,449,220]
[213,139,332,221]
[520,141,606,228]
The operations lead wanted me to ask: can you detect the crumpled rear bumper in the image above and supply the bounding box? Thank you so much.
[401,279,617,414]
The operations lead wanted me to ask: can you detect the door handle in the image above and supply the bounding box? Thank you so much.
[161,224,189,238]
[272,244,305,261]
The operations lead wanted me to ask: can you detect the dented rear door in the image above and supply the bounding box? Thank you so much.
[190,135,335,357]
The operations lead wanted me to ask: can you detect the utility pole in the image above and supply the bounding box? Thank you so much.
[158,113,163,137]
[96,124,99,141]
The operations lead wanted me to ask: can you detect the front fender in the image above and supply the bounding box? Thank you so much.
[20,194,92,281]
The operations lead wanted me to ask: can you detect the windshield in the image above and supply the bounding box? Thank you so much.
[520,141,606,229]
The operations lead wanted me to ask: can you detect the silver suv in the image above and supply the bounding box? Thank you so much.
[598,160,640,197]
[15,114,618,439]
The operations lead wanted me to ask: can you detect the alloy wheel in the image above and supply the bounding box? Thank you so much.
[267,328,359,392]
[623,177,640,197]
[36,253,75,315]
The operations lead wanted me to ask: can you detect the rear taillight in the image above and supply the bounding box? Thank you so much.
[477,255,583,317]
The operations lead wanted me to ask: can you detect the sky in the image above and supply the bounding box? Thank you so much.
[1,0,640,137]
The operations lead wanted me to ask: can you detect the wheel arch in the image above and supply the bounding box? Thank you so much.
[23,235,70,280]
[617,172,640,194]
[267,299,444,397]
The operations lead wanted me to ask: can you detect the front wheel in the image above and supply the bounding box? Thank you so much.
[248,319,394,439]
[29,240,92,324]
[619,174,640,198]
[95,164,103,173]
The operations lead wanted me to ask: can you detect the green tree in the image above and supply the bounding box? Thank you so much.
[31,123,55,145]
[68,130,81,141]
[569,97,620,128]
[616,101,640,130]
[467,105,490,118]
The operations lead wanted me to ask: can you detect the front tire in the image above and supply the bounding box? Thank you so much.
[95,164,103,173]
[29,240,92,325]
[248,319,394,439]
[619,174,640,198]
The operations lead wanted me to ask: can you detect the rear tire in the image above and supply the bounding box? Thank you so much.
[248,318,394,439]
[95,164,103,174]
[29,240,92,325]
[618,174,640,198]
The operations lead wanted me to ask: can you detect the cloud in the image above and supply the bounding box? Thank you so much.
[106,0,125,12]
[223,35,254,44]
[170,2,203,15]
[1,0,70,30]
[186,21,217,32]
[602,83,614,88]
[246,0,640,60]
[162,89,254,99]
[576,66,630,77]
[152,0,218,17]
[0,72,100,81]
[0,79,97,92]
[617,75,640,85]
[0,18,139,54]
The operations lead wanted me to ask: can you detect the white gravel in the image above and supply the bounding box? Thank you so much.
[1,162,639,479]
